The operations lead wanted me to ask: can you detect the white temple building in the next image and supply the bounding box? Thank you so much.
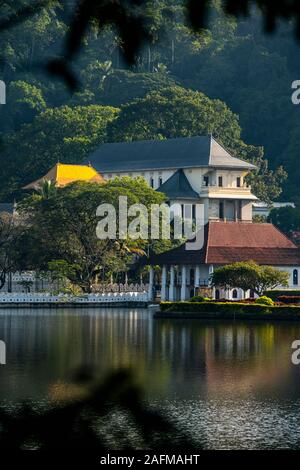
[89,135,300,301]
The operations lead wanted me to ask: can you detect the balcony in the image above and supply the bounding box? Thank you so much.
[199,184,257,200]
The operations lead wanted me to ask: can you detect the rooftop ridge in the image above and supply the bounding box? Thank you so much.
[88,135,257,173]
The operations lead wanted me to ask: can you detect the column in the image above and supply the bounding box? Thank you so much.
[181,265,187,301]
[148,266,154,301]
[195,266,200,287]
[186,266,191,286]
[161,265,167,301]
[169,265,175,301]
[208,264,215,298]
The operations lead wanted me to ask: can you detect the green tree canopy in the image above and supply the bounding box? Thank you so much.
[107,86,287,202]
[17,177,167,292]
[211,261,289,296]
[0,80,47,132]
[268,206,300,233]
[0,104,119,200]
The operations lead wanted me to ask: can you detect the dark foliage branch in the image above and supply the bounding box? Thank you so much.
[1,0,300,88]
[0,368,197,449]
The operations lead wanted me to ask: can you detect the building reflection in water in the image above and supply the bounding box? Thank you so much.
[0,308,300,403]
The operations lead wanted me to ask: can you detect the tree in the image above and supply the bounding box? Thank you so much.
[252,214,267,223]
[107,86,243,145]
[107,86,287,202]
[211,261,289,297]
[36,180,57,200]
[0,2,294,204]
[0,212,23,290]
[254,266,289,296]
[0,80,46,132]
[46,259,79,293]
[268,206,300,234]
[72,69,178,107]
[18,178,166,292]
[0,104,119,200]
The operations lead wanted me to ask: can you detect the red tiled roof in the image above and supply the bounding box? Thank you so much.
[207,222,296,248]
[206,222,300,265]
[149,222,300,266]
[206,247,300,265]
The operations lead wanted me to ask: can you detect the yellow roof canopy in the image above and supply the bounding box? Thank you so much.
[23,163,105,189]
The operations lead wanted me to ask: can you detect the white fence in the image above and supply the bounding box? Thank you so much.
[0,292,148,304]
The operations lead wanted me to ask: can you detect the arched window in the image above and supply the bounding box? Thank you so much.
[232,289,238,299]
[215,289,220,300]
[293,269,298,286]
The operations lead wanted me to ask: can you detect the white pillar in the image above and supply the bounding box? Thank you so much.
[148,266,154,301]
[195,266,200,287]
[186,266,191,286]
[208,264,215,298]
[181,265,187,301]
[169,265,175,301]
[208,264,214,283]
[161,265,167,301]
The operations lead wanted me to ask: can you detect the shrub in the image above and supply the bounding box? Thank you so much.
[158,301,300,319]
[277,295,300,304]
[254,296,274,306]
[189,295,211,302]
[264,290,300,301]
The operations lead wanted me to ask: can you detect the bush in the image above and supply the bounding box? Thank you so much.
[264,290,300,301]
[189,295,211,302]
[278,295,300,304]
[254,296,274,306]
[159,301,300,319]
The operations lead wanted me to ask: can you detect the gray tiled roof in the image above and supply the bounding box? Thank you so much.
[88,135,257,172]
[157,169,199,199]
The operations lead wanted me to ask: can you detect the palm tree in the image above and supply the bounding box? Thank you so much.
[37,179,57,199]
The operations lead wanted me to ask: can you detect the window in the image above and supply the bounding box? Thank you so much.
[150,177,154,188]
[158,177,163,186]
[203,176,209,187]
[219,201,224,220]
[250,289,255,298]
[215,289,220,300]
[237,177,241,187]
[218,176,223,187]
[293,269,298,286]
[232,289,238,299]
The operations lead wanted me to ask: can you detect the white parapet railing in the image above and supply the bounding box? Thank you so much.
[0,292,148,304]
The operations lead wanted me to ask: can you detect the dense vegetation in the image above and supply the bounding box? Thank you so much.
[0,1,299,203]
[16,177,170,292]
[159,301,300,320]
[210,261,289,296]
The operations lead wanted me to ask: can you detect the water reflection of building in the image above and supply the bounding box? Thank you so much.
[1,310,300,402]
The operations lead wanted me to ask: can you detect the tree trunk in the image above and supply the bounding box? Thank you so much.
[148,45,151,72]
[171,38,175,65]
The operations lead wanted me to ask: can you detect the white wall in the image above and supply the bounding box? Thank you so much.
[276,266,300,289]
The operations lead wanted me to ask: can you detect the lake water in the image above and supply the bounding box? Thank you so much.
[0,307,300,449]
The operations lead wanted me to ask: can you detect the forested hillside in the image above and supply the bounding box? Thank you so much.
[0,0,299,203]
